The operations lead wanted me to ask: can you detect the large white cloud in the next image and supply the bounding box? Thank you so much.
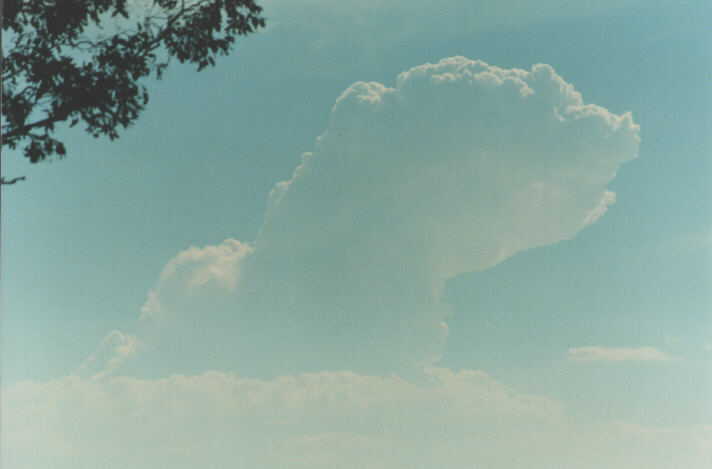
[4,368,710,469]
[129,57,639,378]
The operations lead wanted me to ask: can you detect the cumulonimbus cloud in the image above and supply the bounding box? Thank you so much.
[97,56,642,379]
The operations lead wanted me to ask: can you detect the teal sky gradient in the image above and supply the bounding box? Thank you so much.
[2,1,711,467]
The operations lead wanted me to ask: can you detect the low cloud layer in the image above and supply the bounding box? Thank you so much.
[568,346,676,362]
[129,57,640,378]
[5,367,711,469]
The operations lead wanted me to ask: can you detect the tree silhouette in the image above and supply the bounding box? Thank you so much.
[1,0,265,184]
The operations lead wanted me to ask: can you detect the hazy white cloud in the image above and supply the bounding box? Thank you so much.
[567,346,676,362]
[583,190,616,226]
[1,368,561,468]
[4,368,710,469]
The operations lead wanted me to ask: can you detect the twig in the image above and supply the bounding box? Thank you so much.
[1,176,27,185]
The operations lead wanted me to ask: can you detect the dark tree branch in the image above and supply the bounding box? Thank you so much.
[1,176,27,185]
[3,115,67,139]
[2,0,265,164]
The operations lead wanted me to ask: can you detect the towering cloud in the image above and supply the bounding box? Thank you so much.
[131,57,640,378]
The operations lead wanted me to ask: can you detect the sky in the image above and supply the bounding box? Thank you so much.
[1,0,711,468]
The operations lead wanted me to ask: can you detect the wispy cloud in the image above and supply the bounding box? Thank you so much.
[567,346,676,363]
[75,330,142,379]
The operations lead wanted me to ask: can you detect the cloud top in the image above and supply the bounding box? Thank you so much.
[236,57,639,375]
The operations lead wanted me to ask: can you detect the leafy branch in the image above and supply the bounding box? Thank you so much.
[1,0,265,171]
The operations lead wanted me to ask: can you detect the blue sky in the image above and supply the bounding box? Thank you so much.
[2,1,711,467]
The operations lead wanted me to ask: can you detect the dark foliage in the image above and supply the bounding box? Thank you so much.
[1,0,265,182]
